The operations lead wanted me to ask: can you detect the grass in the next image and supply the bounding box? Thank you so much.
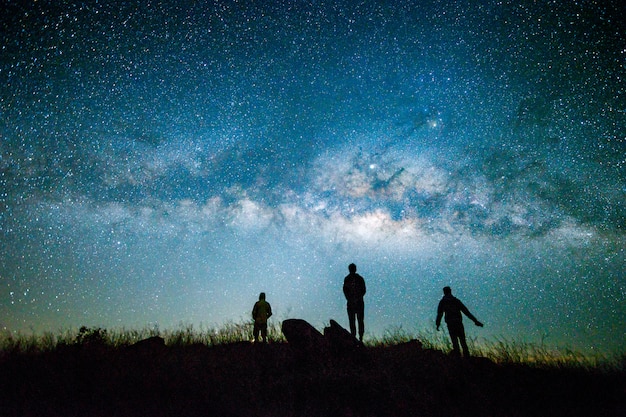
[1,322,621,370]
[0,322,624,417]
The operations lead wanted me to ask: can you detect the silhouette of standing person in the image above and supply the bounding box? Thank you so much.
[343,263,366,342]
[436,286,483,357]
[252,292,272,343]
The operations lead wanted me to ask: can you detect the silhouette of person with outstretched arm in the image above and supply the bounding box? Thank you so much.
[252,292,272,343]
[436,286,483,357]
[343,263,366,342]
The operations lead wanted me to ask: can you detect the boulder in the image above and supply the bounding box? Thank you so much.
[281,319,328,354]
[324,319,361,353]
[132,335,165,350]
[126,336,167,357]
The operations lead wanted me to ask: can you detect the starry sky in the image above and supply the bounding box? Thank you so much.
[1,0,625,354]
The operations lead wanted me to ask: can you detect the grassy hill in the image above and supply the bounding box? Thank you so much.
[1,325,624,417]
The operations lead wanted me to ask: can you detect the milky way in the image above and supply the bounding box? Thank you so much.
[1,0,624,354]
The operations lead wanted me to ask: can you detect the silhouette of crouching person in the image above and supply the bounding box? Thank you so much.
[436,286,483,357]
[252,292,272,343]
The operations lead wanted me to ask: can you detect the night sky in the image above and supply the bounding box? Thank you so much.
[1,0,624,354]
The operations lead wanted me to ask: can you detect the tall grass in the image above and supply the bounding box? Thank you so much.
[0,321,286,354]
[476,337,623,371]
[0,322,621,371]
[367,325,450,351]
[367,326,622,370]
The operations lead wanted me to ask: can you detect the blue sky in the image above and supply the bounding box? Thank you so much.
[1,0,624,354]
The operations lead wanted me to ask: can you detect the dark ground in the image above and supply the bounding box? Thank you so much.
[1,339,624,417]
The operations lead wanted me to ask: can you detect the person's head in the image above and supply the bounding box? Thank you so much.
[259,292,266,300]
[443,286,452,296]
[348,263,357,273]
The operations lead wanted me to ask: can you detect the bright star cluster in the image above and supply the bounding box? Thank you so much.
[1,0,624,354]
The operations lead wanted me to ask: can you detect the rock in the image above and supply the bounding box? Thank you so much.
[126,336,166,356]
[324,319,361,353]
[281,319,328,354]
[132,336,165,349]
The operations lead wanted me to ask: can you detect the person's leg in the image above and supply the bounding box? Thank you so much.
[356,300,365,342]
[458,325,470,357]
[261,323,268,343]
[447,324,461,356]
[347,305,357,338]
[253,323,260,342]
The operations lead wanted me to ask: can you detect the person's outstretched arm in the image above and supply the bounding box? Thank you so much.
[460,302,483,326]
